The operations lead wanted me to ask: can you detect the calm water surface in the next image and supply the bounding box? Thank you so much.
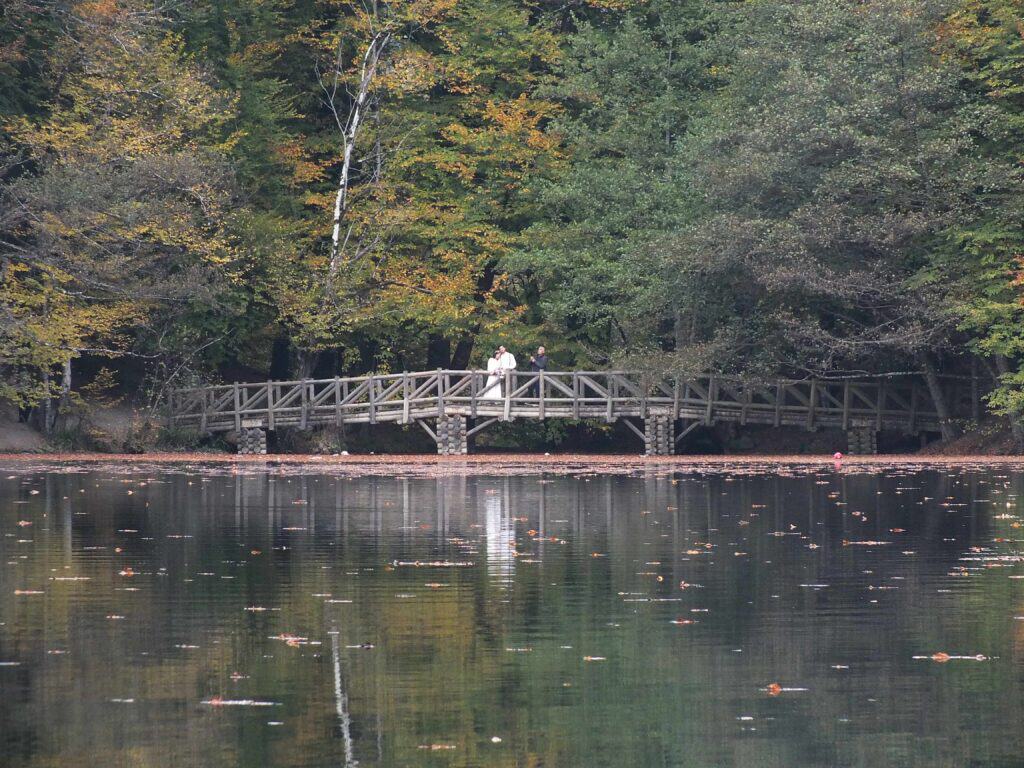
[2,462,1023,767]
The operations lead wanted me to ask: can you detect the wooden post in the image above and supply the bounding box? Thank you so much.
[368,375,377,424]
[503,369,512,421]
[334,377,341,426]
[470,371,478,418]
[606,375,615,422]
[971,358,981,423]
[539,371,545,419]
[402,373,410,424]
[705,376,715,426]
[233,383,241,432]
[842,381,850,431]
[268,381,276,431]
[300,379,308,430]
[909,382,918,434]
[806,379,817,430]
[200,390,208,433]
[774,380,783,427]
[673,379,680,419]
[573,373,580,420]
[437,368,444,417]
[640,374,648,421]
[876,380,885,431]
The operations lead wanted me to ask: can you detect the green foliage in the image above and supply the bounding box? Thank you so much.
[511,0,710,362]
[4,0,1024,436]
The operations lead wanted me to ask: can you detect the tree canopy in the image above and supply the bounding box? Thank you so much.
[2,0,1023,435]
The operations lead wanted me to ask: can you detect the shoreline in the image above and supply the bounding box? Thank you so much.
[1,451,1023,466]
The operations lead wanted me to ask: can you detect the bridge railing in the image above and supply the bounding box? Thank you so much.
[168,370,976,435]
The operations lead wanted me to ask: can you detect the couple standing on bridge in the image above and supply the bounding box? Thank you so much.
[481,345,547,400]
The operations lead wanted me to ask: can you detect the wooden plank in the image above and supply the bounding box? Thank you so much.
[622,418,645,440]
[675,419,702,445]
[467,417,499,438]
[573,373,580,420]
[539,371,545,419]
[774,380,783,427]
[233,383,241,432]
[417,419,437,442]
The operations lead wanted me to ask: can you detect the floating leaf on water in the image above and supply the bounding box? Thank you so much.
[203,698,281,707]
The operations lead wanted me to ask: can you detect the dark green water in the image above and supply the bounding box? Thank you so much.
[2,462,1023,767]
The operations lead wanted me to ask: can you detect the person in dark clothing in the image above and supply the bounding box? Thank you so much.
[529,346,547,399]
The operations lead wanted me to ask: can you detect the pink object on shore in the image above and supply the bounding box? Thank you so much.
[833,452,843,460]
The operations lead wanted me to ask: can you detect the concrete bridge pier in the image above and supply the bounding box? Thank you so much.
[644,415,675,456]
[436,415,468,455]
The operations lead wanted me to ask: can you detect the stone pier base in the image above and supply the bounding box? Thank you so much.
[644,415,675,456]
[436,415,468,455]
[846,427,877,455]
[237,427,267,455]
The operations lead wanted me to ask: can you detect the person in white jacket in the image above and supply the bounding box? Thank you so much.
[481,346,517,399]
[495,346,517,374]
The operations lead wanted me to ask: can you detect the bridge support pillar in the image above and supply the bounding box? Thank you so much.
[237,427,267,455]
[436,415,468,455]
[644,415,675,456]
[846,427,877,455]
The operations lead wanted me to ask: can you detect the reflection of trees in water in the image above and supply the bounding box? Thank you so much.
[2,468,1023,767]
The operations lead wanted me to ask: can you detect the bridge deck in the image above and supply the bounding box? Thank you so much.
[169,370,971,441]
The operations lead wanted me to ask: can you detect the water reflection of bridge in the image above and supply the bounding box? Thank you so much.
[168,371,979,455]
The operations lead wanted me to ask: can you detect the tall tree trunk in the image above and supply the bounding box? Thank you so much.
[450,335,475,370]
[295,349,319,380]
[55,357,72,431]
[993,354,1024,448]
[39,369,52,434]
[426,335,450,369]
[920,354,959,441]
[327,31,390,285]
[270,336,291,380]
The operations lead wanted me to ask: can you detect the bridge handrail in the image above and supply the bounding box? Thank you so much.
[169,369,962,396]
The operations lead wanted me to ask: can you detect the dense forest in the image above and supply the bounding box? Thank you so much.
[1,0,1022,440]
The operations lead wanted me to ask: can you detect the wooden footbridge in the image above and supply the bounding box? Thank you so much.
[168,370,978,455]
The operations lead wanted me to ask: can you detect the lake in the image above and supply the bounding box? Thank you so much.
[1,461,1023,767]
